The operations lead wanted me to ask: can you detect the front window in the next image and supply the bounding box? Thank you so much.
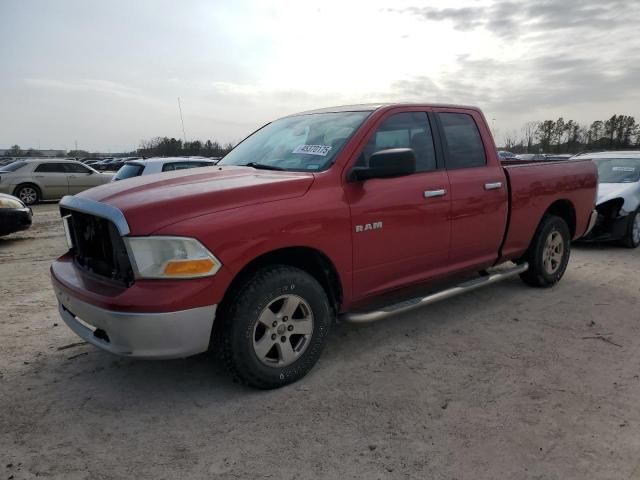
[219,111,371,171]
[594,158,640,183]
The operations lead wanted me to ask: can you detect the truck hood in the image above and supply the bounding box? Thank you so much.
[597,182,639,207]
[77,166,315,235]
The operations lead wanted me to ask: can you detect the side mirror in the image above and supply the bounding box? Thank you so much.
[349,148,416,181]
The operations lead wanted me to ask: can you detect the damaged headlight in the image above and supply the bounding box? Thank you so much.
[124,236,222,279]
[596,198,624,220]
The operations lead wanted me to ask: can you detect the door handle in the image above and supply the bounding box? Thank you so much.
[484,182,503,190]
[34,175,44,178]
[68,175,77,178]
[424,189,447,198]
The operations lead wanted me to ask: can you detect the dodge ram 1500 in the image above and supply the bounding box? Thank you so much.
[51,103,598,388]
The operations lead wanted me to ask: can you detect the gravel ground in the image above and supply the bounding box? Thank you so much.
[1,203,640,480]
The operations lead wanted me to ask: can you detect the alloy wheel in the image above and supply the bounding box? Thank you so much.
[543,230,564,275]
[252,294,314,367]
[18,187,37,205]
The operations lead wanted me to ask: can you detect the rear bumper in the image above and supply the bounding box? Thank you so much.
[54,282,216,359]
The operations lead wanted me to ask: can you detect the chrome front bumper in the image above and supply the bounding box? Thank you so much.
[54,286,217,359]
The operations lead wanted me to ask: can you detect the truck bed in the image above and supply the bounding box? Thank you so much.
[499,159,598,262]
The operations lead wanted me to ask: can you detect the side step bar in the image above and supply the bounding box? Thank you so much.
[340,262,529,324]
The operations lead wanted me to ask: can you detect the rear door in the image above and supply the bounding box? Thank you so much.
[32,162,69,199]
[345,110,451,299]
[65,162,102,194]
[434,109,508,271]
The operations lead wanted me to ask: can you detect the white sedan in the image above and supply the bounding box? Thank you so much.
[112,157,218,182]
[580,151,640,248]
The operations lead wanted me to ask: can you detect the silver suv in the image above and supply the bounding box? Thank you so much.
[0,159,113,205]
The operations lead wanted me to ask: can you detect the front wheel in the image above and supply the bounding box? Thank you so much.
[15,185,40,205]
[220,265,332,389]
[621,209,640,248]
[520,215,571,288]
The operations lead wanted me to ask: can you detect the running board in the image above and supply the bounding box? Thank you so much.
[340,262,529,324]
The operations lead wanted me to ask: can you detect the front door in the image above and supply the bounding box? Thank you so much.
[65,162,101,194]
[32,162,69,199]
[344,111,451,300]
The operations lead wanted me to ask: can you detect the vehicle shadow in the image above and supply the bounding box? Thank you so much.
[19,268,633,414]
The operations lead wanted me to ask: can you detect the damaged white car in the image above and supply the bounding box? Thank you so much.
[581,151,640,248]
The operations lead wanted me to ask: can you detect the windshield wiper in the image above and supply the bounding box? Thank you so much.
[242,162,286,171]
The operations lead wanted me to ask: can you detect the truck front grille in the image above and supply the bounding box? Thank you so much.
[62,209,134,285]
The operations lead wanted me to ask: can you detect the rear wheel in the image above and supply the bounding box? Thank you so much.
[220,265,331,389]
[520,215,571,288]
[621,209,640,248]
[15,184,40,205]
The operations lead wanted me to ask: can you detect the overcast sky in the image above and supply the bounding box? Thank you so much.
[1,0,639,152]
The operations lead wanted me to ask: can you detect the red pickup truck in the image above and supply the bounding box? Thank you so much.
[51,103,597,388]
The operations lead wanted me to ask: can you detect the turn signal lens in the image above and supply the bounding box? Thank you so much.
[163,258,216,276]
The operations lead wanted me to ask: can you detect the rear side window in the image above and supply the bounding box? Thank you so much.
[65,163,91,174]
[439,113,486,169]
[114,163,145,180]
[34,163,68,173]
[358,112,437,173]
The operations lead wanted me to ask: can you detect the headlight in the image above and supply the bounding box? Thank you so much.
[0,197,24,209]
[124,236,222,279]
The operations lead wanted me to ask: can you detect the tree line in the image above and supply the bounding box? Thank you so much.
[3,137,235,159]
[137,137,235,158]
[502,114,640,153]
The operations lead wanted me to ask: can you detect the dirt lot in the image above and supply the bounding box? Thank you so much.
[1,203,640,480]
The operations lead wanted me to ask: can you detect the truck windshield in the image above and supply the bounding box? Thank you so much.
[594,158,640,183]
[219,111,371,172]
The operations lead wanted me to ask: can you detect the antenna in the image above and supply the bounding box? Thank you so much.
[177,97,187,144]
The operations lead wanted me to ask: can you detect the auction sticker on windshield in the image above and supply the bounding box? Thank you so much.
[293,145,332,156]
[613,167,636,172]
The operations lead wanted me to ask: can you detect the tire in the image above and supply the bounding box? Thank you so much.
[15,184,40,205]
[621,209,640,248]
[519,215,571,288]
[220,265,332,389]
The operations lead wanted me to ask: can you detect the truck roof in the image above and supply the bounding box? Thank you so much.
[291,103,483,116]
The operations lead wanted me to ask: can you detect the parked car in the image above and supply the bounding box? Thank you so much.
[0,193,32,236]
[497,150,517,159]
[51,103,597,389]
[112,157,217,181]
[0,159,113,205]
[0,158,18,167]
[580,151,640,247]
[544,154,573,161]
[92,158,115,171]
[515,153,547,161]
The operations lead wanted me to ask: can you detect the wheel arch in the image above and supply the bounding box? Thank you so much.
[221,246,344,315]
[13,182,42,202]
[544,199,577,238]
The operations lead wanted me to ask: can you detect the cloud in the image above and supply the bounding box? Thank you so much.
[24,78,167,109]
[396,0,640,39]
[387,0,640,140]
